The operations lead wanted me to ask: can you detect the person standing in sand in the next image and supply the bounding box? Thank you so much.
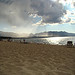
[23,39,25,44]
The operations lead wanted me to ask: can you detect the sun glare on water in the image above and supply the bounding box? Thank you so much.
[44,37,69,45]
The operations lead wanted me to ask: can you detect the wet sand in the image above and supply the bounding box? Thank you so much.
[0,41,75,75]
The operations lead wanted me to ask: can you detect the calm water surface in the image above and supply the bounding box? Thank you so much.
[4,36,75,45]
[25,36,75,45]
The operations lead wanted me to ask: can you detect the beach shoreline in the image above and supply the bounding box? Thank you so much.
[0,41,75,75]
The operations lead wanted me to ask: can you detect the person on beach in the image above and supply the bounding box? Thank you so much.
[23,39,25,44]
[8,38,10,42]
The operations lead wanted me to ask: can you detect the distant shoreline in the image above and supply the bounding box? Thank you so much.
[0,35,75,39]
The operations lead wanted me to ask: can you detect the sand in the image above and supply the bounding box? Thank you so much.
[0,41,75,75]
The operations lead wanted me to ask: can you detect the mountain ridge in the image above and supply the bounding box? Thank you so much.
[29,31,75,38]
[0,31,75,38]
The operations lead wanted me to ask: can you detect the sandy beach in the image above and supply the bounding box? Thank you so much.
[0,41,75,75]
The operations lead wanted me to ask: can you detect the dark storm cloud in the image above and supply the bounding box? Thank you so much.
[0,0,13,5]
[30,0,66,24]
[0,0,66,27]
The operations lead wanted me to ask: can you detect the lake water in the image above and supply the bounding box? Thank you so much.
[12,36,75,45]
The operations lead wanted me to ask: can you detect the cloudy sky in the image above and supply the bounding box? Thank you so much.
[0,0,75,34]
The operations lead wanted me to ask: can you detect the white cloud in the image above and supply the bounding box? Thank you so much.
[0,0,33,27]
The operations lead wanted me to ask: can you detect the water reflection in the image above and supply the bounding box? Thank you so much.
[43,37,75,45]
